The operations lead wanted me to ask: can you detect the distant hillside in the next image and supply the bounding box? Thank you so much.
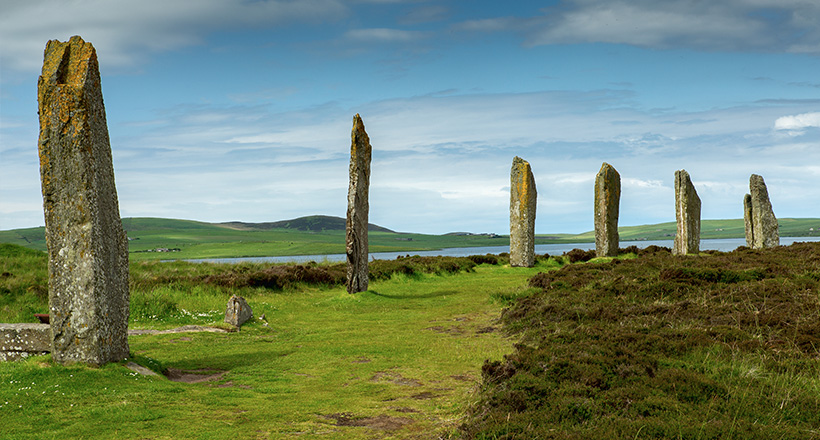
[3,217,820,258]
[219,215,395,233]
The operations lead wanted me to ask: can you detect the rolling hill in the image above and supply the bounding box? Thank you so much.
[219,215,394,232]
[3,216,820,260]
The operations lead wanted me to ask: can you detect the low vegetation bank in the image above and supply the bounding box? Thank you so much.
[456,242,820,439]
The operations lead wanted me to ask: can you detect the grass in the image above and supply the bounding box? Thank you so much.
[4,217,820,261]
[0,244,48,322]
[0,245,556,439]
[6,241,820,438]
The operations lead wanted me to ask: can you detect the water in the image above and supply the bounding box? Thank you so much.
[178,237,820,264]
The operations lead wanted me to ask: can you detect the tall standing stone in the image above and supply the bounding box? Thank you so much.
[37,36,129,366]
[346,114,372,294]
[509,156,537,267]
[594,162,621,257]
[745,174,779,249]
[673,170,701,256]
[743,194,754,247]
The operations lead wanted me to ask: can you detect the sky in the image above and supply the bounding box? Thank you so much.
[2,0,820,235]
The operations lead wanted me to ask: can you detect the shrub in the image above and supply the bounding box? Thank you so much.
[564,248,596,263]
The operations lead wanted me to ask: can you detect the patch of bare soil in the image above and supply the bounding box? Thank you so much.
[324,413,413,431]
[425,325,464,335]
[450,374,474,382]
[165,368,227,383]
[128,325,229,336]
[410,391,440,400]
[370,371,423,387]
[475,326,497,334]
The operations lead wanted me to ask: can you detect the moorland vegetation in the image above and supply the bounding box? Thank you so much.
[3,241,820,438]
[457,243,820,439]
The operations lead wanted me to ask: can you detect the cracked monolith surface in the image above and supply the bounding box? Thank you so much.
[346,114,372,294]
[673,170,701,256]
[594,163,620,257]
[745,174,779,249]
[743,194,754,247]
[37,36,129,366]
[509,156,537,267]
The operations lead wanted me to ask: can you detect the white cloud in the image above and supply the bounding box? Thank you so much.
[453,0,820,54]
[0,0,347,76]
[344,28,430,43]
[774,112,820,130]
[5,87,820,233]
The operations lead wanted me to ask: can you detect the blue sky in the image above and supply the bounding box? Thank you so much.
[2,0,820,234]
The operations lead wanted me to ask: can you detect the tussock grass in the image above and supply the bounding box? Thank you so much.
[456,242,820,439]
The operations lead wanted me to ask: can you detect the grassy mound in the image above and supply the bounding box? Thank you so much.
[457,243,820,439]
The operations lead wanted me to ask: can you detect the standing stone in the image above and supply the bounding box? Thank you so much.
[743,194,754,247]
[594,163,621,257]
[346,114,372,293]
[224,295,253,328]
[509,156,537,267]
[37,36,129,366]
[745,174,779,249]
[673,170,701,256]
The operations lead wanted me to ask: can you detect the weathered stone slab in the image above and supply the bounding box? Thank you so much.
[509,156,537,267]
[673,170,701,256]
[746,174,779,249]
[224,295,253,328]
[346,114,372,294]
[37,36,129,366]
[594,162,621,257]
[125,361,159,376]
[0,323,51,361]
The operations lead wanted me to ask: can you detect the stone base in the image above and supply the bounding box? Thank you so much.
[0,323,51,361]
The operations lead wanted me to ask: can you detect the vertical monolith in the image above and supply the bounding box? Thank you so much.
[746,174,779,249]
[673,170,701,255]
[743,194,754,247]
[594,162,620,257]
[346,114,372,293]
[37,36,129,365]
[509,157,537,267]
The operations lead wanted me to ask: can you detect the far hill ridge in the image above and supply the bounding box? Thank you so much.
[219,215,395,233]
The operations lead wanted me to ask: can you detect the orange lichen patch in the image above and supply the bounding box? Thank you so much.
[350,113,370,157]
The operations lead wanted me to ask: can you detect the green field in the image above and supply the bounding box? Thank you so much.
[0,244,544,439]
[3,216,820,261]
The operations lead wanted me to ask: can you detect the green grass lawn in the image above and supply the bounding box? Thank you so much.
[0,246,552,439]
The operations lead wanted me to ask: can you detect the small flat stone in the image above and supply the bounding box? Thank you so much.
[125,361,158,376]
